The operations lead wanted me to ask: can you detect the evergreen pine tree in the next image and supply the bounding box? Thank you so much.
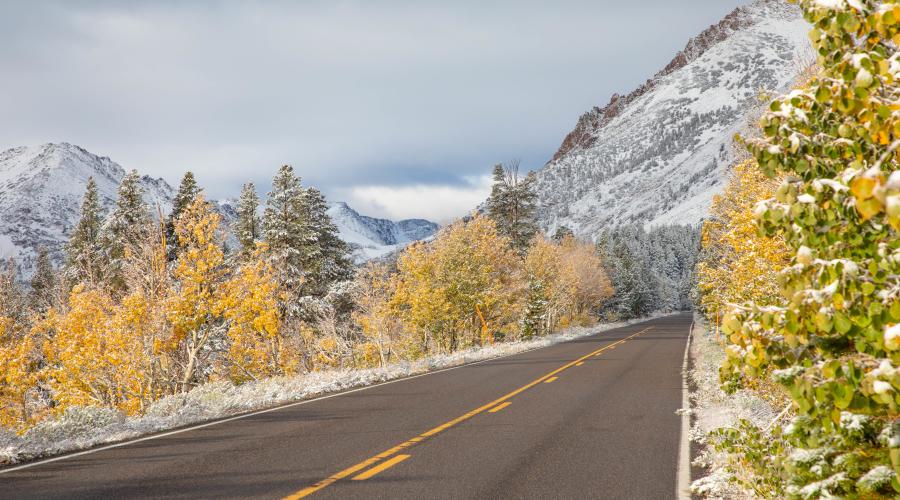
[30,246,56,312]
[65,177,104,286]
[100,169,151,291]
[171,171,200,221]
[235,182,262,255]
[552,225,574,242]
[596,224,702,318]
[486,160,538,252]
[262,165,313,317]
[300,187,351,295]
[166,171,201,259]
[521,278,549,338]
[0,258,26,323]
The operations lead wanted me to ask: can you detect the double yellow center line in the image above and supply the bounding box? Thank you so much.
[284,325,653,499]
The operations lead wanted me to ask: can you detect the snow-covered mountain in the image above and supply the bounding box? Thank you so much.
[327,202,439,263]
[0,143,174,276]
[533,0,811,236]
[0,142,437,275]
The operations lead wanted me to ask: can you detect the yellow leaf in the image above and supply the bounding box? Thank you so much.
[850,176,877,200]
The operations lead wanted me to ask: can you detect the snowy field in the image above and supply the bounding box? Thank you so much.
[0,315,667,466]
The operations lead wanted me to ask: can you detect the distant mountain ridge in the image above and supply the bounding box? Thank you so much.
[327,201,438,263]
[0,143,437,275]
[533,0,811,236]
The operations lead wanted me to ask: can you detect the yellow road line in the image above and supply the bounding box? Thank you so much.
[575,362,584,367]
[488,402,512,413]
[352,454,411,481]
[544,376,559,383]
[284,325,652,498]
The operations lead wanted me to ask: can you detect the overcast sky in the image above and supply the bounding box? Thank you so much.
[0,0,746,222]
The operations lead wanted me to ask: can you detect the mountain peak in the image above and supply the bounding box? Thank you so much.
[326,201,438,262]
[330,201,356,213]
[0,143,175,275]
[534,0,810,236]
[551,1,794,163]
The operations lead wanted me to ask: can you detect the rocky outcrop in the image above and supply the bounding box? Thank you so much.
[534,0,810,235]
[551,1,763,162]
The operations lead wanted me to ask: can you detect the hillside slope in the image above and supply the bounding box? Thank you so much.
[0,143,174,275]
[533,0,810,236]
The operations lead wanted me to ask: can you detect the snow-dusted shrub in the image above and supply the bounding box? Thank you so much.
[718,0,900,497]
[24,406,124,444]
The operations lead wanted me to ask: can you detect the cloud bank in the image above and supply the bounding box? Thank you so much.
[0,0,745,220]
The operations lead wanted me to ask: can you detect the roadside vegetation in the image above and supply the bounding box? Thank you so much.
[694,0,900,497]
[0,160,620,436]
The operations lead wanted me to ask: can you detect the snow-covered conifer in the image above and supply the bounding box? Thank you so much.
[65,177,103,285]
[29,246,56,312]
[552,225,574,242]
[486,160,538,252]
[262,165,313,317]
[0,258,26,323]
[235,182,262,255]
[300,187,351,295]
[100,169,150,291]
[170,171,200,222]
[166,171,201,259]
[521,278,549,338]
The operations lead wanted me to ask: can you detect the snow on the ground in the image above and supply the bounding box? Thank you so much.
[688,313,780,499]
[0,314,669,466]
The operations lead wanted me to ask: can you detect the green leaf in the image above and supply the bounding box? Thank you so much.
[816,311,834,333]
[891,301,900,321]
[786,310,800,334]
[835,311,852,334]
[835,384,854,409]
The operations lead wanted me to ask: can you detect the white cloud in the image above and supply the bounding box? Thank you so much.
[337,176,492,223]
[0,0,746,220]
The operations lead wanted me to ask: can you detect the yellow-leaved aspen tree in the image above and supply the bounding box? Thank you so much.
[696,160,790,317]
[220,246,296,381]
[166,196,226,392]
[113,214,179,401]
[523,235,565,334]
[352,262,403,366]
[392,215,522,352]
[0,317,42,430]
[39,286,147,414]
[557,235,614,322]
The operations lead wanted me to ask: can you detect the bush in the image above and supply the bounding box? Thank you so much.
[720,1,900,496]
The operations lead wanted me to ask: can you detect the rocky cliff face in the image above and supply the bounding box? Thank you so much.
[552,3,760,163]
[536,0,810,236]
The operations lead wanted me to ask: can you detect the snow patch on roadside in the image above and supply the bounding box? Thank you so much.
[0,314,667,467]
[688,313,778,499]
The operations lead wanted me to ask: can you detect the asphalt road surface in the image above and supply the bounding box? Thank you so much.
[0,313,693,499]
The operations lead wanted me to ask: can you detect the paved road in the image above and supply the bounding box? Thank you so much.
[0,313,692,499]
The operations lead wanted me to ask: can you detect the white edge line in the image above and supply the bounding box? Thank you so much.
[676,318,694,500]
[0,317,663,475]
